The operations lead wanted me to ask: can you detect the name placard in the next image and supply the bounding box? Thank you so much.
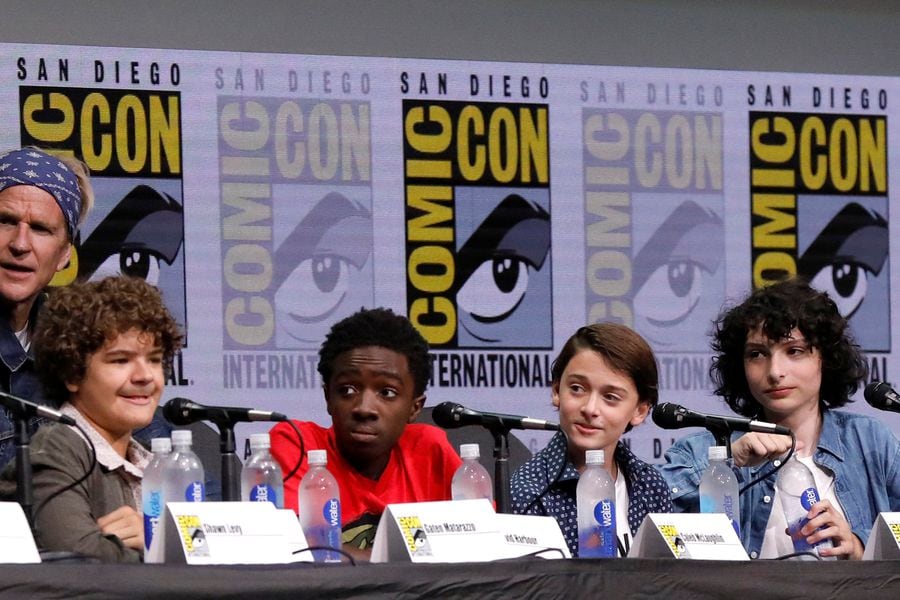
[863,512,900,560]
[630,513,748,560]
[495,512,570,559]
[372,499,501,562]
[0,502,40,563]
[371,499,569,562]
[158,501,301,564]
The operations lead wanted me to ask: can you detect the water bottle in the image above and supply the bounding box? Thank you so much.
[451,444,493,502]
[163,429,205,504]
[298,449,342,562]
[241,432,284,508]
[775,455,835,559]
[142,437,171,555]
[699,445,741,537]
[576,449,617,558]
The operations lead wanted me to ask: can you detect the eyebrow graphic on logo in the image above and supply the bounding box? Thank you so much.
[455,193,550,343]
[631,200,723,346]
[272,190,374,346]
[798,202,888,320]
[78,184,184,285]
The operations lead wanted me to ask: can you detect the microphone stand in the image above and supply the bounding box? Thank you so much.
[704,419,734,459]
[486,425,512,514]
[14,416,34,526]
[203,411,243,502]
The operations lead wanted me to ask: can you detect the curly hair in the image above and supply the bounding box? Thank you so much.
[551,322,659,433]
[33,276,184,403]
[710,278,867,417]
[317,307,430,397]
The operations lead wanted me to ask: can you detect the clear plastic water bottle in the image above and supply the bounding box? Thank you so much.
[142,437,171,555]
[241,432,284,508]
[451,444,493,502]
[298,449,341,562]
[163,429,205,504]
[699,445,741,537]
[775,455,835,559]
[576,449,617,558]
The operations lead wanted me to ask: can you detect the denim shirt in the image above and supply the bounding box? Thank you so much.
[658,409,900,558]
[0,297,48,470]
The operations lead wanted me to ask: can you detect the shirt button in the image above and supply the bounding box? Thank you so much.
[763,495,771,504]
[750,551,759,559]
[671,487,679,494]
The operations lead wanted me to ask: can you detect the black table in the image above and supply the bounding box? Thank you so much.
[2,557,899,599]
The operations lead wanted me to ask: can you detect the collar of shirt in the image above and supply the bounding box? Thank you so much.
[61,403,151,477]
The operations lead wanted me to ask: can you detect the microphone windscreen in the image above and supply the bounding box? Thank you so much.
[432,402,463,429]
[651,402,681,429]
[162,397,197,426]
[864,381,891,408]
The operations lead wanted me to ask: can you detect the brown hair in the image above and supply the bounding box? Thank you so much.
[33,276,183,402]
[552,323,659,431]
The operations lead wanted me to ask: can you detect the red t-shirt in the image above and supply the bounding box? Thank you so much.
[269,420,462,549]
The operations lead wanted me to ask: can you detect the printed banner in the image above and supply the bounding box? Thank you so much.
[3,46,898,467]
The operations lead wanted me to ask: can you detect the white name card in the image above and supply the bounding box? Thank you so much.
[0,502,40,563]
[371,499,504,563]
[863,512,900,560]
[495,512,570,559]
[157,501,301,565]
[630,513,748,560]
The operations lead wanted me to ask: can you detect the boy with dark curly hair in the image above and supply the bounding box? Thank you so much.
[269,307,461,557]
[2,276,183,562]
[660,278,899,560]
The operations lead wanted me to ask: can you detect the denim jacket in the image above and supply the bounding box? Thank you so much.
[658,409,900,558]
[0,297,48,470]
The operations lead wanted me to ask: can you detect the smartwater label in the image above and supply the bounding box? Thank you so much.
[250,483,277,505]
[579,499,616,558]
[143,490,163,550]
[185,481,205,502]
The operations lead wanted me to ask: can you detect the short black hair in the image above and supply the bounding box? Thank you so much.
[317,307,430,397]
[710,278,867,417]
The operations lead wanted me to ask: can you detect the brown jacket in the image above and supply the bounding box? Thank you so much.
[0,423,142,562]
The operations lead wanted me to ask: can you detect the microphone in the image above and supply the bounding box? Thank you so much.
[0,390,75,426]
[652,402,791,436]
[162,397,288,426]
[864,381,900,413]
[432,401,559,431]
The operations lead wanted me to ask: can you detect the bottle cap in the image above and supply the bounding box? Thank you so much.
[308,449,328,466]
[171,430,192,445]
[249,433,270,450]
[585,449,605,465]
[459,443,480,459]
[150,437,172,453]
[708,446,728,461]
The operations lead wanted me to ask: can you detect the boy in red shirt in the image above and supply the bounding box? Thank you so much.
[270,308,461,556]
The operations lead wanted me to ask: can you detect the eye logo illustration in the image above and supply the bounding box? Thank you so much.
[798,202,888,321]
[272,191,373,348]
[455,193,551,347]
[632,200,724,350]
[77,184,184,286]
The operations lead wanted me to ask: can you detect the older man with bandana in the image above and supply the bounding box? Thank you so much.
[0,147,94,469]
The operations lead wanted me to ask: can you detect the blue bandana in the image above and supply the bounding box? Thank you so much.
[0,148,82,240]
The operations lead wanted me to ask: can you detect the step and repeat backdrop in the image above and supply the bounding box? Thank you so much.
[5,42,898,462]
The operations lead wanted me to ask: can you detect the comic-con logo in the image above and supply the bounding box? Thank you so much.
[750,112,889,350]
[19,85,187,331]
[218,96,373,350]
[403,100,551,349]
[583,109,724,351]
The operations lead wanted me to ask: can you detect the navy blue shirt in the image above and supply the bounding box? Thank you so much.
[511,431,672,557]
